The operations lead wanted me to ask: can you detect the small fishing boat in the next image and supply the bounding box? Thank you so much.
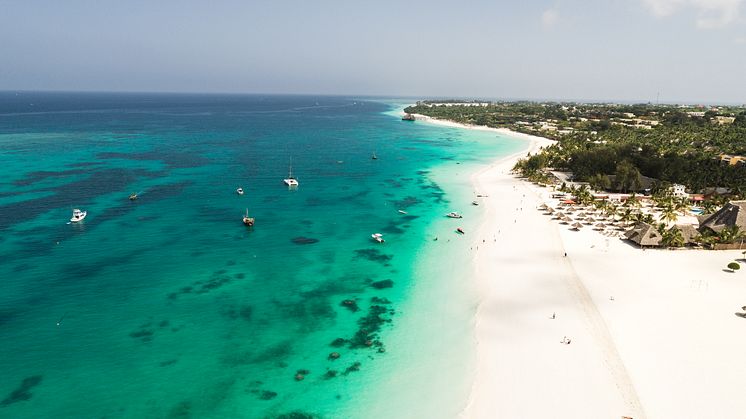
[236,187,244,195]
[372,152,378,160]
[398,209,408,214]
[283,159,299,187]
[471,201,479,206]
[242,209,255,227]
[371,233,384,243]
[129,192,138,200]
[446,212,463,219]
[456,227,465,234]
[70,208,87,223]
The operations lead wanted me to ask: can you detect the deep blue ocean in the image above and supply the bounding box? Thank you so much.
[0,92,523,418]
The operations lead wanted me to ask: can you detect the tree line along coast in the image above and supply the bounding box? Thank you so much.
[405,100,746,251]
[405,100,746,196]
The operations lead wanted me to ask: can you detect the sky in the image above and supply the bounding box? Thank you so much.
[1,0,745,103]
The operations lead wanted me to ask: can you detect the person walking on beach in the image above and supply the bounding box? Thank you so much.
[551,312,555,319]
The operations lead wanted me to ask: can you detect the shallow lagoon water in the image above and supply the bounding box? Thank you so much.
[0,93,523,418]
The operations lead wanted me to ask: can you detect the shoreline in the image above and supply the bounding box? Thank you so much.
[414,112,746,418]
[411,113,547,144]
[358,107,553,418]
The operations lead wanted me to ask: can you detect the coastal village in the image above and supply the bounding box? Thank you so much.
[406,100,746,258]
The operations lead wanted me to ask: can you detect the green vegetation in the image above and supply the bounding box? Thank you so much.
[406,101,746,194]
[728,262,741,271]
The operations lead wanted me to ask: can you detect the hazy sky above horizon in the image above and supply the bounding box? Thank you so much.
[1,0,745,103]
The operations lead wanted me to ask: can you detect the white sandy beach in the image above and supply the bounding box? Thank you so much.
[416,113,746,418]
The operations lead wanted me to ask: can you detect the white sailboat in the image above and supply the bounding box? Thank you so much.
[283,159,299,187]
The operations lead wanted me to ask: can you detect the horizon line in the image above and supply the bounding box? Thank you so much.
[1,89,744,107]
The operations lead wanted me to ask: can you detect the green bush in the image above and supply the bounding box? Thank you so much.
[728,262,741,271]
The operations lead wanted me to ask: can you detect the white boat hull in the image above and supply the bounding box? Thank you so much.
[70,210,87,222]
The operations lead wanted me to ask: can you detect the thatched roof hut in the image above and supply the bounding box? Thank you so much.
[677,224,700,245]
[698,201,746,233]
[624,222,662,247]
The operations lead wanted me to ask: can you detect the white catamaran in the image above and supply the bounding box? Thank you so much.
[283,159,299,187]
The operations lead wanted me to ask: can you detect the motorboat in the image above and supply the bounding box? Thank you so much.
[70,209,87,223]
[371,233,384,243]
[372,152,378,160]
[398,209,408,214]
[242,209,255,227]
[129,192,138,201]
[456,227,465,234]
[472,201,479,206]
[446,212,463,218]
[283,160,299,187]
[236,187,244,195]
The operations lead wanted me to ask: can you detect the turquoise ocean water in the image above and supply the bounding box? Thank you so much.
[0,93,524,418]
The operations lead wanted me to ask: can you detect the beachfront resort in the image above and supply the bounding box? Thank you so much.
[413,106,746,419]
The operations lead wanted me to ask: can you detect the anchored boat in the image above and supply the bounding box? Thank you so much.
[70,208,87,223]
[283,159,299,187]
[242,209,255,227]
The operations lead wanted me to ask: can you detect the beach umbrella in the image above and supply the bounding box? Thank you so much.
[538,203,548,210]
[560,216,571,224]
[545,207,555,214]
[594,223,606,230]
[571,222,583,230]
[584,217,595,224]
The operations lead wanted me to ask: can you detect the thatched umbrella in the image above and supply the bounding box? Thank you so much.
[571,222,583,230]
[552,212,565,219]
[560,216,571,225]
[594,223,606,230]
[545,207,555,214]
[538,203,548,210]
[584,217,595,225]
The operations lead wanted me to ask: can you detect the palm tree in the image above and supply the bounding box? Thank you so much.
[702,200,718,215]
[660,205,678,225]
[661,226,685,248]
[718,226,745,244]
[620,208,634,225]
